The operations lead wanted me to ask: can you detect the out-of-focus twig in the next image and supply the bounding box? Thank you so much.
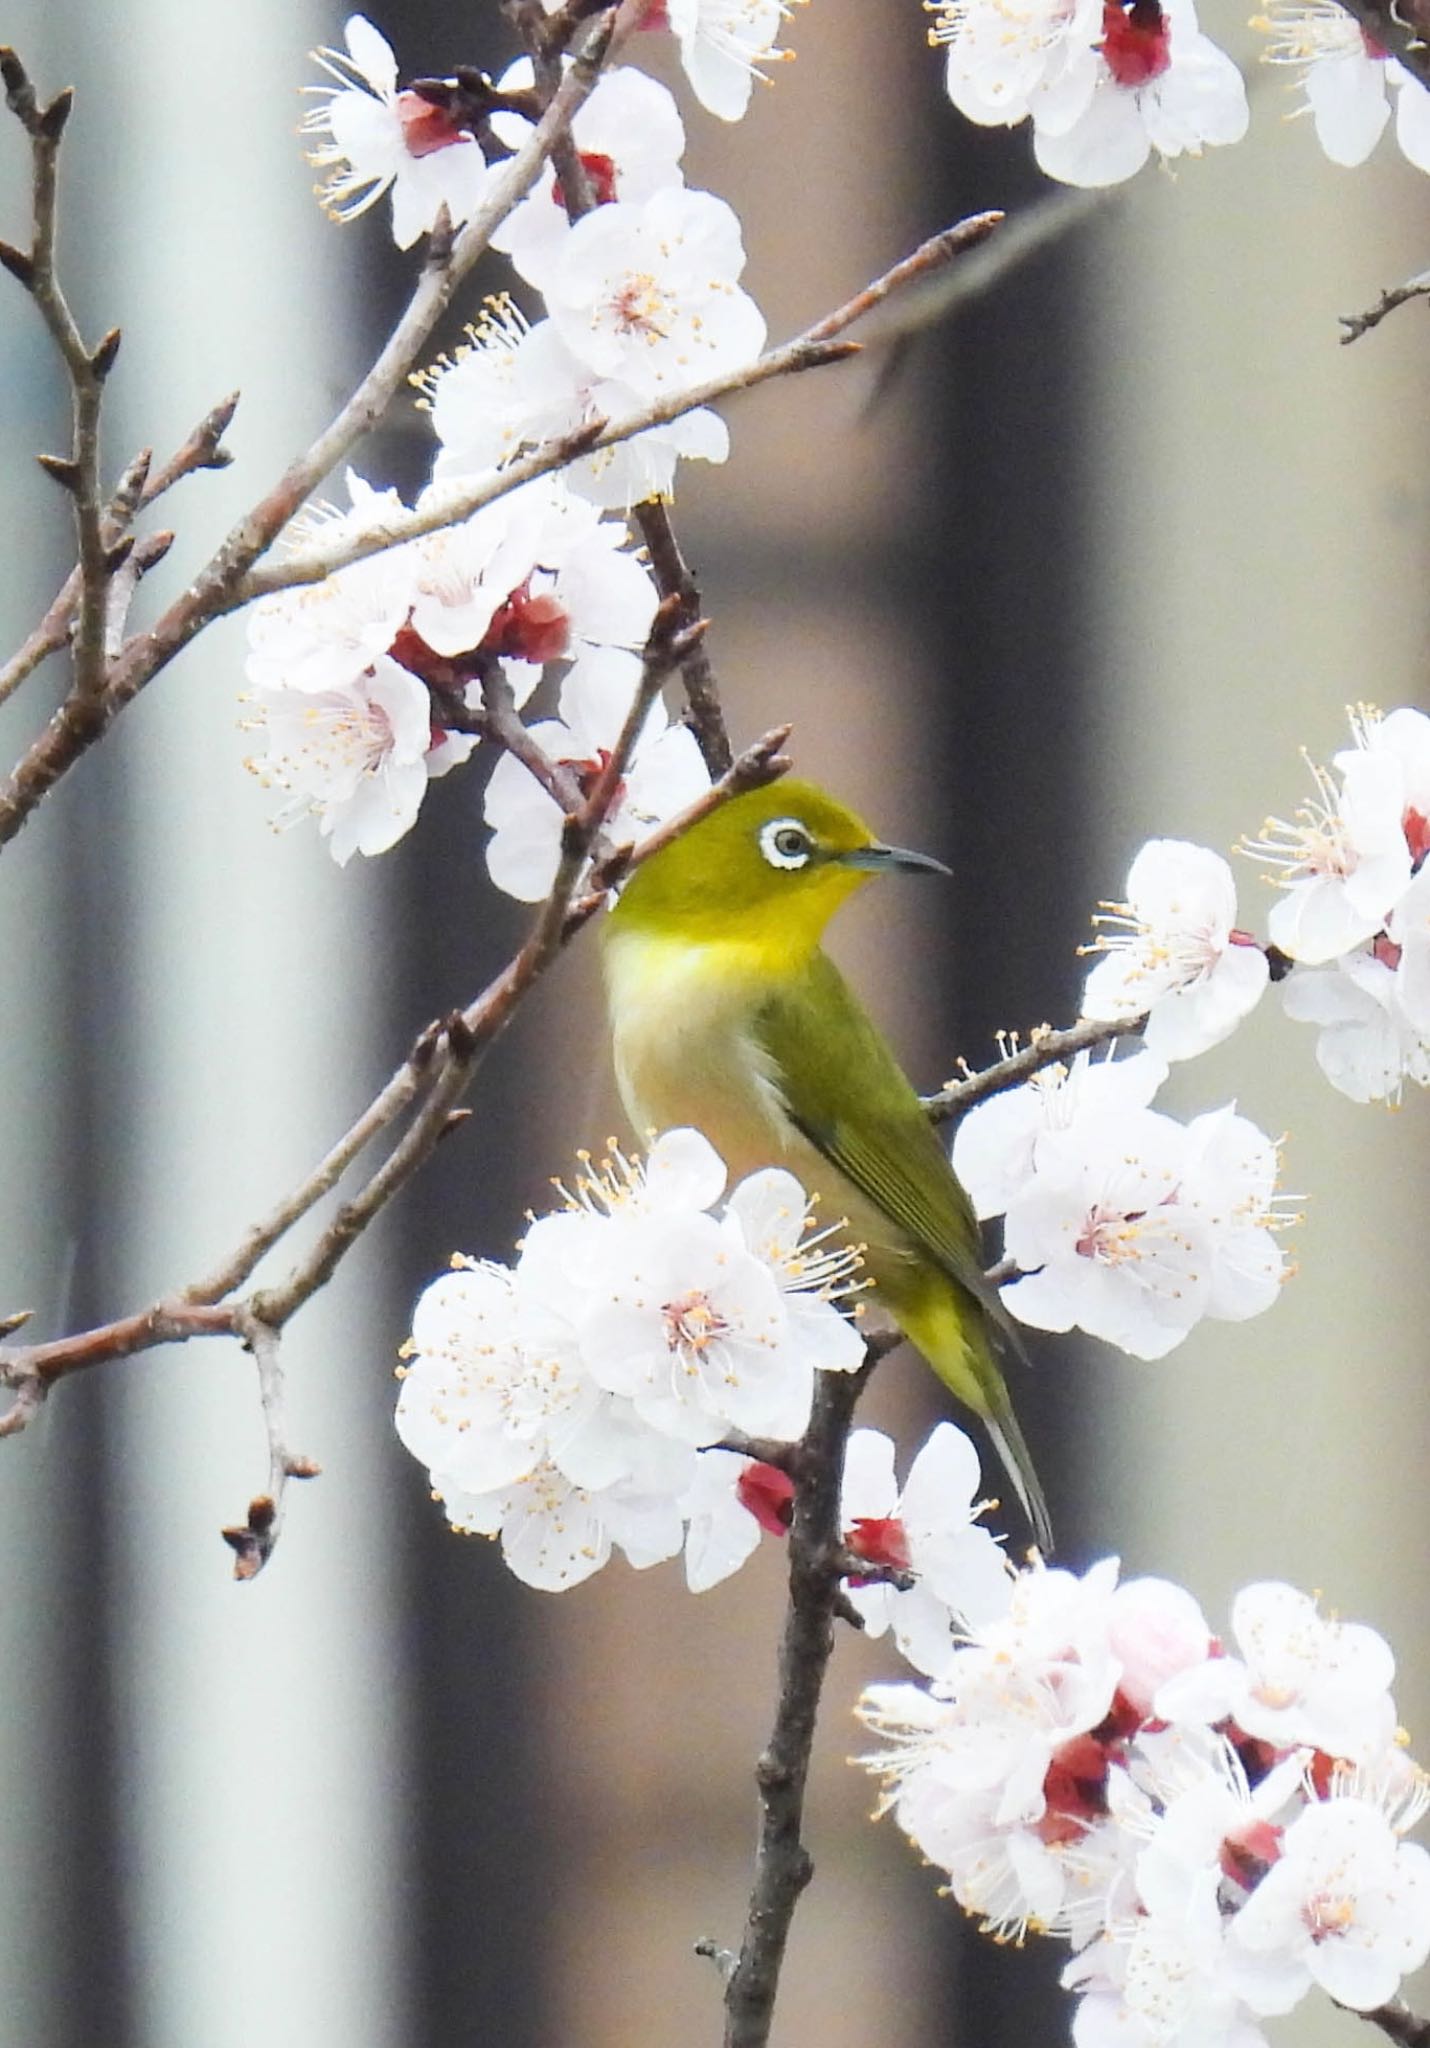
[1340,269,1430,344]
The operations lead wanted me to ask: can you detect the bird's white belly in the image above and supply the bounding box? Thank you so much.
[603,932,791,1178]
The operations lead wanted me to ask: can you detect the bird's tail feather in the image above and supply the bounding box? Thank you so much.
[981,1392,1053,1557]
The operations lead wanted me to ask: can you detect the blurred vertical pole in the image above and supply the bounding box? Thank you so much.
[1,7,408,2048]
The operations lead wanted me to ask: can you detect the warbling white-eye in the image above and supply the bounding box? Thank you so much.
[600,776,1051,1550]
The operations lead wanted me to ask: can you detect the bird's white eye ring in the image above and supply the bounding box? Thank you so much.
[759,818,814,870]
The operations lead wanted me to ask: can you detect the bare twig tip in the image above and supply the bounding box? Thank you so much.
[0,239,35,289]
[35,452,81,492]
[39,86,73,139]
[90,326,122,380]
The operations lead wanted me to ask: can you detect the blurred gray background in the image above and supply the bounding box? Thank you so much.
[1,3,1428,2045]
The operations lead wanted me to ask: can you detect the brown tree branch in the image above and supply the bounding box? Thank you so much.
[721,1351,880,2048]
[922,1012,1149,1122]
[1357,2000,1430,2048]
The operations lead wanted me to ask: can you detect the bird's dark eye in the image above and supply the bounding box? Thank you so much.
[759,818,814,871]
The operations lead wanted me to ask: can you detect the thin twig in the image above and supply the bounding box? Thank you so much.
[1340,269,1430,344]
[0,46,116,705]
[0,394,236,708]
[923,1013,1148,1122]
[722,1353,880,2048]
[219,1309,321,1580]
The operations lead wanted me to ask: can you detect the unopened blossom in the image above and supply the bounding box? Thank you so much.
[930,0,1101,132]
[543,186,767,400]
[490,64,686,288]
[1229,1792,1430,2012]
[1032,0,1250,189]
[1242,706,1430,965]
[1157,1580,1396,1763]
[952,1046,1169,1221]
[303,15,492,249]
[245,654,444,864]
[999,1099,1288,1360]
[660,0,799,122]
[1282,947,1430,1102]
[1254,0,1430,171]
[483,644,710,902]
[840,1426,1013,1675]
[1081,841,1270,1061]
[421,297,732,513]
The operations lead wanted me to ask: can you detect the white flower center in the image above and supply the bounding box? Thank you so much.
[1253,0,1368,64]
[662,1288,729,1355]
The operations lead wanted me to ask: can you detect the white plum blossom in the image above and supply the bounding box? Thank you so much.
[397,1129,862,1589]
[929,0,1101,132]
[577,1176,862,1443]
[489,63,686,288]
[1281,945,1430,1103]
[1230,1792,1430,2012]
[303,15,492,249]
[244,473,417,698]
[952,1046,1169,1222]
[1242,705,1430,966]
[1032,0,1250,189]
[862,1563,1430,2043]
[1157,1581,1397,1763]
[244,654,447,864]
[840,1426,1013,1675]
[660,0,798,122]
[543,187,767,400]
[1081,841,1270,1061]
[1254,0,1430,172]
[998,1098,1288,1361]
[483,644,711,902]
[421,296,732,513]
[409,476,659,670]
[442,1459,686,1591]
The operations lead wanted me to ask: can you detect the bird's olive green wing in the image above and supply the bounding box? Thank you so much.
[751,951,1007,1323]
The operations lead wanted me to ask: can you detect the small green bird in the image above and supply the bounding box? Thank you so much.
[601,776,1052,1551]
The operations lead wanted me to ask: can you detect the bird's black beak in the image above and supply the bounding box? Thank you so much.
[836,840,951,878]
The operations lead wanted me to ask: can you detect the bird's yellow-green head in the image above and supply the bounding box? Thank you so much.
[608,778,948,959]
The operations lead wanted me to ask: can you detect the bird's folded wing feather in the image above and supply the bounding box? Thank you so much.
[752,952,1014,1333]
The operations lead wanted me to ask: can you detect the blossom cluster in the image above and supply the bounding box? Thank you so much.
[242,468,707,871]
[1247,704,1430,1101]
[860,1562,1430,2048]
[247,14,785,870]
[952,1048,1291,1360]
[394,1129,866,1589]
[929,0,1430,187]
